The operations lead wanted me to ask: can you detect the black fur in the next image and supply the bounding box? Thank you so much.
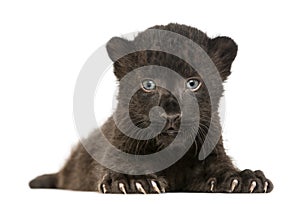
[29,23,273,193]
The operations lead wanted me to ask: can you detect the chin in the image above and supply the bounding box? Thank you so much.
[155,133,181,150]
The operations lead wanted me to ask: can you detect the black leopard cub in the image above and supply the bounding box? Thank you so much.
[29,23,273,193]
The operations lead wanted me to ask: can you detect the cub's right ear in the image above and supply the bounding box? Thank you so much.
[106,37,134,62]
[208,36,238,81]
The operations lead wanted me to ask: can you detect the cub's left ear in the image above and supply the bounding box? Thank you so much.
[208,36,238,81]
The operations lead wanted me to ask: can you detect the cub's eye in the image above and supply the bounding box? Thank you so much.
[141,79,156,92]
[186,79,201,91]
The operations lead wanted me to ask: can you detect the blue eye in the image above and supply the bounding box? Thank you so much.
[141,79,156,91]
[186,79,201,91]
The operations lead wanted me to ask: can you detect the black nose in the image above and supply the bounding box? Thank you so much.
[160,113,181,124]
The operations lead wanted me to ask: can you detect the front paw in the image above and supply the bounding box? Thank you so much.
[97,173,167,194]
[205,169,273,193]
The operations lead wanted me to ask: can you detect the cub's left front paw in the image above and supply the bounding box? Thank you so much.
[206,169,273,193]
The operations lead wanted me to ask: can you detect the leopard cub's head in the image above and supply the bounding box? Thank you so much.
[106,23,237,150]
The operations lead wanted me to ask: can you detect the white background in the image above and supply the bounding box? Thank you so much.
[0,0,299,203]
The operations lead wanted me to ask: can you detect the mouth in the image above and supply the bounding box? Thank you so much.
[161,127,179,137]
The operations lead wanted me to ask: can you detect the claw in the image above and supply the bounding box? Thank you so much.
[263,182,268,193]
[118,183,127,194]
[97,183,103,193]
[249,181,257,193]
[98,174,108,193]
[135,182,147,194]
[230,179,239,192]
[101,184,108,193]
[210,180,215,192]
[151,180,161,193]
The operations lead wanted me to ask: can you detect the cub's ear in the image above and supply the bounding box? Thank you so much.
[208,36,238,81]
[106,37,134,62]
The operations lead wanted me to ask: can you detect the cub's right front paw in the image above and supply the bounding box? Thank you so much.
[97,173,167,194]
